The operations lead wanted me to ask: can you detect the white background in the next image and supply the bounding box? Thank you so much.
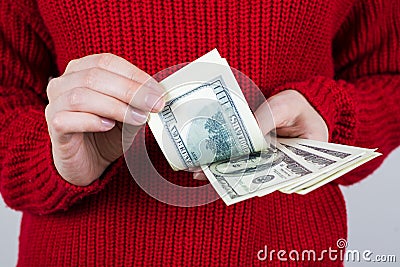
[1,148,399,266]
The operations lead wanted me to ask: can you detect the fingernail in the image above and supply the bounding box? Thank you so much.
[193,173,201,180]
[193,172,207,180]
[145,93,165,111]
[127,108,148,125]
[101,118,115,129]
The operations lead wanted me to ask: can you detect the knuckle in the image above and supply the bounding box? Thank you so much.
[107,104,124,121]
[44,105,51,121]
[285,90,306,105]
[124,80,138,103]
[65,58,79,72]
[287,89,302,98]
[46,77,58,94]
[269,95,288,112]
[278,100,291,114]
[268,96,292,126]
[50,113,65,133]
[129,66,140,81]
[47,77,57,89]
[66,88,85,108]
[97,53,113,68]
[84,67,100,88]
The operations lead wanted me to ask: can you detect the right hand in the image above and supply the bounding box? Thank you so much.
[45,53,165,186]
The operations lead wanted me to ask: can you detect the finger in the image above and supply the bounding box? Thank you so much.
[64,53,153,85]
[52,87,148,126]
[48,68,165,112]
[296,116,329,142]
[265,92,300,129]
[48,111,116,141]
[299,132,328,142]
[275,126,303,138]
[193,172,208,181]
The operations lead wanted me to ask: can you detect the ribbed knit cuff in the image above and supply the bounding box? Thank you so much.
[0,108,119,215]
[270,76,357,145]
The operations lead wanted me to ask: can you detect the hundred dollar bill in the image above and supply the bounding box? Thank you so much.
[203,138,380,204]
[278,139,381,193]
[201,144,320,205]
[277,138,370,193]
[148,50,266,170]
[295,151,381,194]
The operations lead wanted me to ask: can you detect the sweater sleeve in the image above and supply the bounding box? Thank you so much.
[270,0,400,185]
[0,1,119,215]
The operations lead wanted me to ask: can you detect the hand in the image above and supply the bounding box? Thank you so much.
[255,89,328,141]
[192,89,328,181]
[45,53,165,186]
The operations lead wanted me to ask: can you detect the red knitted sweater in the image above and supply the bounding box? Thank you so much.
[1,0,399,266]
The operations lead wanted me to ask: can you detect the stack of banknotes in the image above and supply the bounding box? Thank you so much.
[148,49,380,205]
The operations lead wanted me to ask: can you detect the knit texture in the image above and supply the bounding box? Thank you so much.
[0,0,399,266]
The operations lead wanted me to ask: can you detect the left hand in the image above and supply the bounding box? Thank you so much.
[255,89,328,142]
[193,89,328,181]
